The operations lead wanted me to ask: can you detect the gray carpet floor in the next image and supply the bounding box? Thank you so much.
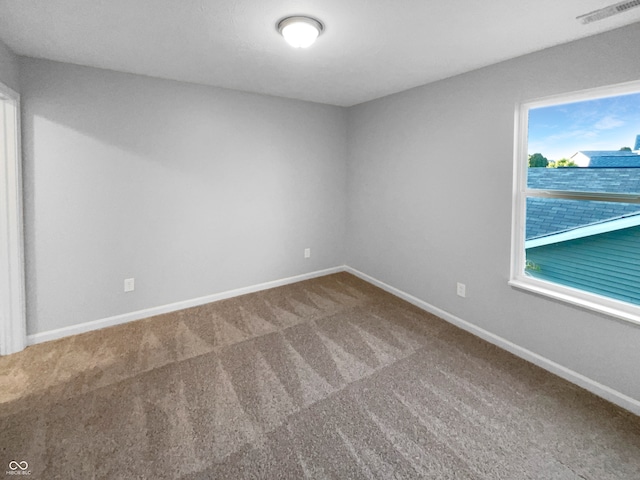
[1,272,639,479]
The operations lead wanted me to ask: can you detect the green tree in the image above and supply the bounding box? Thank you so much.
[620,147,632,151]
[528,153,549,167]
[548,158,577,168]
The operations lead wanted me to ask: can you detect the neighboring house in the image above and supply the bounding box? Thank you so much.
[570,150,640,167]
[525,167,640,305]
[569,134,640,167]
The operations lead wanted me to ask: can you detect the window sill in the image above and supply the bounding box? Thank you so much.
[508,278,640,327]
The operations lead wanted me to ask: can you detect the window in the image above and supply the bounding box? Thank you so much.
[510,81,640,325]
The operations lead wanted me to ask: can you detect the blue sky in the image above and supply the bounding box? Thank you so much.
[528,92,640,161]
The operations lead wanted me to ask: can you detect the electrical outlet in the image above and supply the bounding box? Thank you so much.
[124,278,135,292]
[456,282,466,298]
[304,248,311,258]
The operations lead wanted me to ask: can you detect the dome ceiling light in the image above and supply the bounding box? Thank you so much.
[277,16,324,48]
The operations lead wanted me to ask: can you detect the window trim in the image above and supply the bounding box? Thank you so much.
[510,80,640,327]
[0,80,26,355]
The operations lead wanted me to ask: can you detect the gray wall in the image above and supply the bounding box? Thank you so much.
[20,58,347,335]
[14,22,640,403]
[0,39,19,92]
[346,23,640,401]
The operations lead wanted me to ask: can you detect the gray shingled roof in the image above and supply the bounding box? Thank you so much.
[587,156,640,167]
[526,198,640,240]
[526,168,640,240]
[527,167,640,193]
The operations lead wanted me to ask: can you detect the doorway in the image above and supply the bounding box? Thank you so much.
[0,81,25,355]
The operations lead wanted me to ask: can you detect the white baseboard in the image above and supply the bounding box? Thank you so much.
[344,266,640,416]
[27,266,345,346]
[26,263,640,416]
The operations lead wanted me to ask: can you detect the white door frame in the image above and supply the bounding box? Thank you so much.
[0,80,26,355]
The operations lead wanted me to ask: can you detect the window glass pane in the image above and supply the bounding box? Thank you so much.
[527,91,640,194]
[525,197,640,306]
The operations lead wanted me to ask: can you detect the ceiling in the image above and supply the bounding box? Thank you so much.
[1,0,639,106]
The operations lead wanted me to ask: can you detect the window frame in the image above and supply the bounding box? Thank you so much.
[509,80,640,327]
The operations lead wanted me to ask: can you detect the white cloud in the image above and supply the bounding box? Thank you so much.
[594,115,625,130]
[546,129,595,142]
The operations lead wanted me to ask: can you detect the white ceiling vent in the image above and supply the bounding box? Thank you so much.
[577,0,640,24]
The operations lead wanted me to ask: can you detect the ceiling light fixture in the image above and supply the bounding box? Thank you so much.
[277,16,324,48]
